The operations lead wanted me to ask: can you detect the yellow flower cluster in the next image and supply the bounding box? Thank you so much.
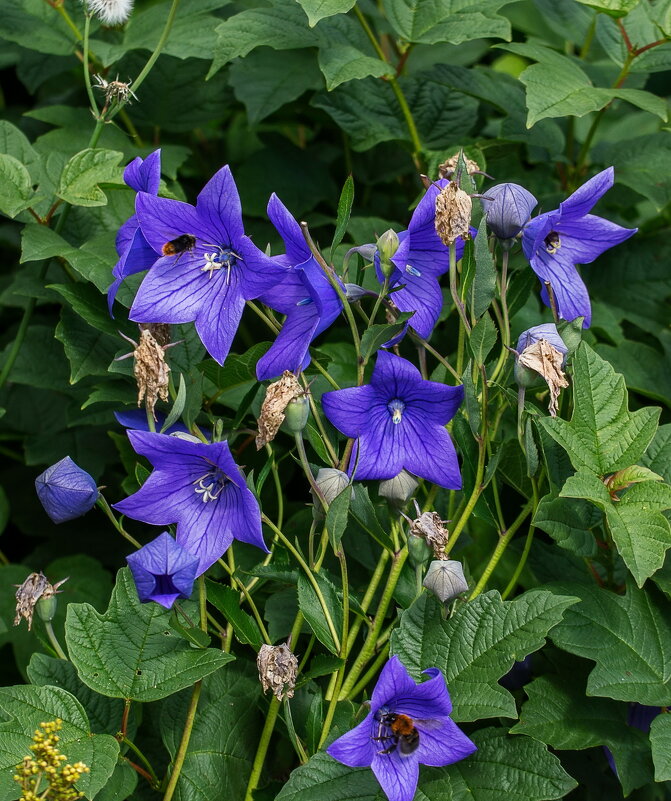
[13,720,90,801]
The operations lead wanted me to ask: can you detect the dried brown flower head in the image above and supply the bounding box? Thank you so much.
[140,322,171,348]
[14,573,68,631]
[435,182,472,246]
[407,500,450,559]
[257,642,298,700]
[117,328,176,421]
[93,74,137,105]
[256,371,304,450]
[438,153,481,180]
[518,339,569,417]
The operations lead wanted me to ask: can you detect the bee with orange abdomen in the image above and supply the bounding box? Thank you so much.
[161,234,197,257]
[373,709,421,756]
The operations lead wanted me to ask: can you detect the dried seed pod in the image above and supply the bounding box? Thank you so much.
[257,642,299,700]
[256,372,304,449]
[408,501,450,558]
[422,559,468,603]
[517,339,569,417]
[438,153,481,180]
[435,182,472,247]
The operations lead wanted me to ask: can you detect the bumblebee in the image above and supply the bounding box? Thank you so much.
[161,234,197,257]
[373,710,420,756]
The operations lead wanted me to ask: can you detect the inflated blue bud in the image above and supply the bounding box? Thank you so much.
[482,183,537,241]
[35,457,99,524]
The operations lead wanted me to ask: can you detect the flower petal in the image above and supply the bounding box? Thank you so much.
[195,165,244,246]
[236,236,290,299]
[371,655,419,709]
[403,382,464,427]
[557,215,636,263]
[401,415,462,489]
[194,270,246,364]
[268,193,311,265]
[327,713,375,768]
[391,668,453,719]
[559,167,614,220]
[124,149,161,195]
[531,247,592,325]
[414,717,476,767]
[255,304,319,380]
[135,192,212,253]
[371,751,419,801]
[322,385,378,438]
[370,351,422,397]
[387,273,442,340]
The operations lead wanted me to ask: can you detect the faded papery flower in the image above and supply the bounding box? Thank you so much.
[256,371,305,450]
[408,501,450,558]
[117,327,175,420]
[14,573,68,630]
[108,150,162,314]
[322,351,464,489]
[434,182,472,246]
[35,456,99,524]
[516,323,568,357]
[438,153,481,179]
[113,431,267,574]
[93,74,137,106]
[482,182,537,241]
[256,195,342,380]
[422,560,468,602]
[327,655,476,801]
[130,166,287,365]
[257,642,299,700]
[373,180,473,342]
[126,532,199,609]
[515,325,569,417]
[521,167,636,326]
[83,0,133,24]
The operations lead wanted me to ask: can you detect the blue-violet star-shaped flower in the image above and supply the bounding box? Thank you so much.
[374,179,472,341]
[516,323,568,357]
[113,431,267,574]
[256,194,342,380]
[35,456,99,524]
[107,149,162,315]
[327,655,476,801]
[521,167,636,327]
[321,351,464,489]
[126,531,199,609]
[130,165,287,364]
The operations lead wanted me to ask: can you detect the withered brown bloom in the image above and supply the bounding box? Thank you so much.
[257,642,298,700]
[435,182,473,247]
[518,339,569,417]
[117,327,176,420]
[14,572,68,631]
[256,371,304,450]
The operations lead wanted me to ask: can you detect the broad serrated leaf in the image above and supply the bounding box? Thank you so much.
[348,485,395,551]
[205,580,263,648]
[390,591,577,721]
[560,471,671,586]
[0,154,33,217]
[575,0,639,17]
[650,713,671,781]
[540,342,660,475]
[383,0,513,44]
[57,148,125,207]
[0,685,118,801]
[65,568,233,701]
[642,423,671,483]
[56,307,119,384]
[549,579,671,704]
[297,0,355,25]
[360,318,410,362]
[533,493,599,557]
[471,215,496,318]
[160,663,262,801]
[199,343,271,390]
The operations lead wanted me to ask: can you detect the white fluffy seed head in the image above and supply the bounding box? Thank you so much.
[83,0,133,25]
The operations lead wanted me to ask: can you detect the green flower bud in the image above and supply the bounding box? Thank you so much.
[36,594,58,623]
[422,559,468,603]
[407,533,432,569]
[376,229,400,279]
[281,396,310,434]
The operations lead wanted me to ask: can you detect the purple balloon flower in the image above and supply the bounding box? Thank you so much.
[327,655,476,801]
[114,409,190,436]
[113,431,267,574]
[129,166,287,365]
[256,194,343,380]
[521,167,636,327]
[126,531,199,609]
[516,323,568,356]
[374,180,472,341]
[481,182,537,241]
[35,456,99,524]
[108,150,162,315]
[321,351,464,489]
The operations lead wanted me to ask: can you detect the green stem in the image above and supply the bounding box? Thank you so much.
[444,435,486,556]
[266,444,285,529]
[295,432,327,511]
[123,0,181,98]
[300,375,339,466]
[54,2,82,39]
[44,620,67,660]
[449,242,471,336]
[122,738,159,786]
[344,548,390,653]
[96,496,141,549]
[83,14,98,116]
[161,682,202,801]
[346,643,390,700]
[469,501,533,599]
[502,480,540,599]
[217,558,272,645]
[367,277,388,332]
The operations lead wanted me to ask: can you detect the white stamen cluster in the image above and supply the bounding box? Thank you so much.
[83,0,133,25]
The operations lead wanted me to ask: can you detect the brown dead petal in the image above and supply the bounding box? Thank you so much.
[14,572,68,630]
[256,371,303,450]
[435,183,472,246]
[518,338,569,417]
[140,322,171,348]
[438,153,481,179]
[257,642,298,700]
[409,503,450,559]
[133,329,171,420]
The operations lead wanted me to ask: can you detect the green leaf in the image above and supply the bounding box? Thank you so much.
[56,307,119,384]
[575,0,639,17]
[0,154,33,217]
[533,493,599,557]
[560,471,671,586]
[360,318,411,362]
[331,175,355,258]
[471,215,496,318]
[0,685,118,801]
[277,728,575,800]
[468,312,497,366]
[549,579,671,705]
[228,48,322,125]
[160,663,263,801]
[65,568,233,701]
[205,580,263,649]
[0,0,75,56]
[540,342,660,475]
[93,762,138,801]
[650,713,671,781]
[297,0,355,25]
[348,485,395,551]
[57,148,125,207]
[642,423,671,484]
[199,343,271,391]
[595,337,671,407]
[326,486,352,550]
[383,0,513,44]
[390,590,577,721]
[512,673,653,795]
[162,373,187,433]
[500,44,668,126]
[297,573,343,655]
[315,15,392,90]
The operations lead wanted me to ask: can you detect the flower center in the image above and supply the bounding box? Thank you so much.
[201,246,240,280]
[544,231,561,254]
[193,467,230,502]
[153,574,179,596]
[387,399,405,424]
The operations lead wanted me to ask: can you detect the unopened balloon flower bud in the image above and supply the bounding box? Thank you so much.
[14,573,68,630]
[407,532,432,569]
[256,372,305,449]
[379,470,419,507]
[435,183,472,246]
[423,559,468,603]
[481,183,537,243]
[257,642,299,701]
[376,229,400,278]
[282,395,310,434]
[314,468,350,505]
[35,457,99,524]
